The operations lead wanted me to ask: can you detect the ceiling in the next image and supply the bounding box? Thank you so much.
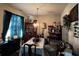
[10,3,67,16]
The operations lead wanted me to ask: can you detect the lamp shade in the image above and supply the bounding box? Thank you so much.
[13,35,18,39]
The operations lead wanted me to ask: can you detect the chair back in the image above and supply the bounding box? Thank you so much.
[24,44,36,56]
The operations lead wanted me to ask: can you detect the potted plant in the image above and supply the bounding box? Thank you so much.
[63,15,72,30]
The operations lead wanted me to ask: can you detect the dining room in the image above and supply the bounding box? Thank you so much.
[0,3,78,56]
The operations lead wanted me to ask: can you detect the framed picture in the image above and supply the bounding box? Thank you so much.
[73,21,79,38]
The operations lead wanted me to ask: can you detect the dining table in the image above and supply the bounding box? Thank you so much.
[20,37,45,56]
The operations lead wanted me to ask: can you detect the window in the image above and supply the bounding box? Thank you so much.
[5,15,23,42]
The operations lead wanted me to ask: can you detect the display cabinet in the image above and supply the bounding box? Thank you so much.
[24,22,34,42]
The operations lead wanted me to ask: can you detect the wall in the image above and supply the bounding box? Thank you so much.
[35,15,60,38]
[0,3,61,39]
[61,3,77,42]
[61,3,79,55]
[0,4,27,33]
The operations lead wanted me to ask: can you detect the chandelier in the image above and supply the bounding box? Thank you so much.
[33,8,39,28]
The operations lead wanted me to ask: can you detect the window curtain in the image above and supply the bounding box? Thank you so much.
[9,15,24,39]
[2,11,12,42]
[20,16,24,38]
[2,10,24,42]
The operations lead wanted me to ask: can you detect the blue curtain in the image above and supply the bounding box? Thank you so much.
[9,15,24,39]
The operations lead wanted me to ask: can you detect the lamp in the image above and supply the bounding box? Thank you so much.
[13,29,18,39]
[33,8,39,27]
[33,8,39,35]
[13,35,18,39]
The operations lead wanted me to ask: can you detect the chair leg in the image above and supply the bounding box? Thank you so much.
[23,45,25,56]
[28,46,32,56]
[34,46,36,55]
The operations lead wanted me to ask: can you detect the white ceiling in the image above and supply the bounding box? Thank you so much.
[10,3,67,16]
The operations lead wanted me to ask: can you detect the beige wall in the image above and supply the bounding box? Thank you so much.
[35,15,60,38]
[0,4,27,33]
[0,3,61,38]
[61,3,79,55]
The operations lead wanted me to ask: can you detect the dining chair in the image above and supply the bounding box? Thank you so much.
[23,44,36,56]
